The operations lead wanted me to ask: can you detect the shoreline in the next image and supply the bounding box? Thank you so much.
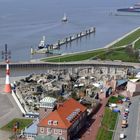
[40,26,140,61]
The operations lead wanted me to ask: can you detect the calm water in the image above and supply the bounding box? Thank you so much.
[0,0,140,62]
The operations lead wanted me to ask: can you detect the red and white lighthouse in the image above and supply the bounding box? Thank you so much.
[4,60,11,93]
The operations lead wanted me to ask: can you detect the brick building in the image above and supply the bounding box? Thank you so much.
[37,98,87,140]
[127,79,140,96]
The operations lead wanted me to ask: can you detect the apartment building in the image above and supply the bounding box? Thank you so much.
[37,98,87,140]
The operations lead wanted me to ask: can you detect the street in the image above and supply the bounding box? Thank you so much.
[0,84,22,140]
[113,96,140,140]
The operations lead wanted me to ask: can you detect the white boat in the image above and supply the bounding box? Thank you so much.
[62,13,67,22]
[38,36,45,49]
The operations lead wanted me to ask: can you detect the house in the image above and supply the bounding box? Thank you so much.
[39,97,57,120]
[127,79,140,96]
[37,98,87,140]
[23,120,38,139]
[116,79,128,90]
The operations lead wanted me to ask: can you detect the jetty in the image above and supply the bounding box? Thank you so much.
[31,27,96,54]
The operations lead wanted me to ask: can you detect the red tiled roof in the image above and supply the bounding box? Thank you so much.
[38,98,87,129]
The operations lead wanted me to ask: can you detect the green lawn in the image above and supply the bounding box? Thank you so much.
[134,39,140,49]
[42,28,140,63]
[111,29,140,48]
[96,127,113,140]
[43,49,105,62]
[1,118,33,131]
[108,96,119,104]
[98,47,139,62]
[108,95,124,104]
[96,107,118,140]
[44,47,139,63]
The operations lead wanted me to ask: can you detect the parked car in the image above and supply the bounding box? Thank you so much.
[120,133,125,139]
[123,116,128,120]
[122,112,128,117]
[121,120,128,128]
[125,108,129,113]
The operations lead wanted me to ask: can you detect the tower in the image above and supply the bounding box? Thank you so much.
[2,44,11,93]
[4,60,11,93]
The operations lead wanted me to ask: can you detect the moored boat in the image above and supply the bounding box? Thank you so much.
[38,36,45,49]
[38,36,50,49]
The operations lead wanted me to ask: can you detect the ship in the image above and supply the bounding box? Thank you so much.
[117,7,140,13]
[62,13,68,22]
[116,3,140,16]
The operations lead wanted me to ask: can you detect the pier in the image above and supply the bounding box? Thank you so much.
[31,27,96,54]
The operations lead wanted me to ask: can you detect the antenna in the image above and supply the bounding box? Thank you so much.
[1,44,11,61]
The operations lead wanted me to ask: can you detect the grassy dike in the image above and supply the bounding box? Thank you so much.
[42,27,140,63]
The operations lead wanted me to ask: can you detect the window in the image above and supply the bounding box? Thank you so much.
[54,129,58,134]
[40,127,44,134]
[53,120,58,125]
[47,128,52,135]
[54,129,62,135]
[59,129,62,135]
[48,120,53,125]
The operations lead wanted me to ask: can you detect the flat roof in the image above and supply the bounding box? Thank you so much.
[40,97,57,103]
[24,121,38,134]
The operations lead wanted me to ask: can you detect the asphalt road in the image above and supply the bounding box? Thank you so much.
[0,84,22,140]
[113,96,140,140]
[125,97,139,140]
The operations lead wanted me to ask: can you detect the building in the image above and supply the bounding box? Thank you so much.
[39,97,57,120]
[37,98,87,140]
[127,79,140,96]
[23,120,38,139]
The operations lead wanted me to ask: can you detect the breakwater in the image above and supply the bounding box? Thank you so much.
[31,27,96,54]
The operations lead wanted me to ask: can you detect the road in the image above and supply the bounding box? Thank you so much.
[125,97,139,140]
[113,96,140,140]
[136,100,140,140]
[0,84,22,140]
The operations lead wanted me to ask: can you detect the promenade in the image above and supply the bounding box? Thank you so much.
[79,97,109,140]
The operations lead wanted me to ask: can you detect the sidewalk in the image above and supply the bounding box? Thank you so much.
[81,97,109,140]
[0,130,12,140]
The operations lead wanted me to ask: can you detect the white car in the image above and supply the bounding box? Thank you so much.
[120,133,125,139]
[125,108,129,113]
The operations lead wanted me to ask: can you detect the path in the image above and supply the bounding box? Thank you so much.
[80,97,109,140]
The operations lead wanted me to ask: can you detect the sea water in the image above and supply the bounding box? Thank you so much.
[0,0,140,62]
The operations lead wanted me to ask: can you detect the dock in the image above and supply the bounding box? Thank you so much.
[31,27,96,54]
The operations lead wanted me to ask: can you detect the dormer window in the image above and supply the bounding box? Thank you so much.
[48,120,53,125]
[53,120,58,125]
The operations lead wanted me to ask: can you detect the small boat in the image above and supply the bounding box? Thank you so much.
[38,36,50,49]
[62,13,67,22]
[38,36,45,49]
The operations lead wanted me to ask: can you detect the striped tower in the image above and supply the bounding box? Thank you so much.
[4,60,11,93]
